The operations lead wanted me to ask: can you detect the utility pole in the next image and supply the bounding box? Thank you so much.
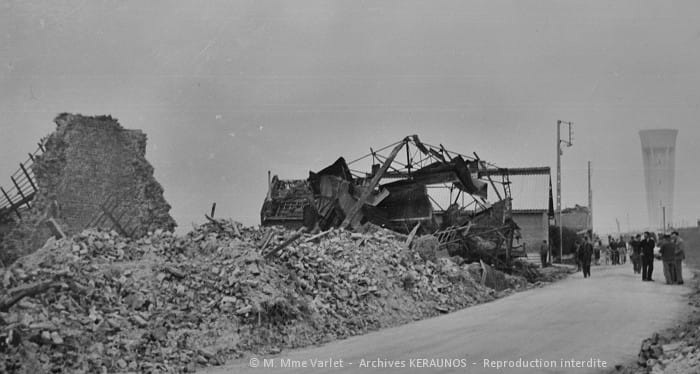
[588,161,593,232]
[557,120,573,262]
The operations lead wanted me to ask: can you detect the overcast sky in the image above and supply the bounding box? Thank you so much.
[1,0,699,234]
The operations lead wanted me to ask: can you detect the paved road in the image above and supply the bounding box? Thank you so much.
[203,264,691,374]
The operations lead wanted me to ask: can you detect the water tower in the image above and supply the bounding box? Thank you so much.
[639,129,678,230]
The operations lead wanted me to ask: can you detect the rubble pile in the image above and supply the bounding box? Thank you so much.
[614,277,700,374]
[0,220,561,373]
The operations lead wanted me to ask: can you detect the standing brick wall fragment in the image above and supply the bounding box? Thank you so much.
[0,113,176,264]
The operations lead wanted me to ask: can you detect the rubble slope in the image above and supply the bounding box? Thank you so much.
[0,221,562,373]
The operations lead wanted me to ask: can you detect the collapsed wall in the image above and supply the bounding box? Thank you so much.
[0,113,176,264]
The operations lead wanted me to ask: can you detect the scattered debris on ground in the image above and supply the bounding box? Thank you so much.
[611,272,700,374]
[0,218,571,373]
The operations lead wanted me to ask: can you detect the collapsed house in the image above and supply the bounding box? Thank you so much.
[0,113,176,264]
[261,135,523,268]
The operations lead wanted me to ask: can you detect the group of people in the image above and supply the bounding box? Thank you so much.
[574,231,686,284]
[605,237,628,265]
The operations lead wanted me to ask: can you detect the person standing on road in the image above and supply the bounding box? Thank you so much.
[594,240,601,266]
[630,234,642,274]
[659,234,677,284]
[581,236,594,278]
[539,240,549,268]
[618,237,627,265]
[608,238,616,265]
[641,232,656,281]
[672,231,685,285]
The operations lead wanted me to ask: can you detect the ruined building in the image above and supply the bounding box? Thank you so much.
[260,135,523,268]
[0,114,176,264]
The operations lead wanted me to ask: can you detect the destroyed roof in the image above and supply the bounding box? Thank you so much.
[482,167,552,213]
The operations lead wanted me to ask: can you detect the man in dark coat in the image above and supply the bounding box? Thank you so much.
[581,236,594,278]
[640,232,656,281]
[659,234,677,284]
[539,240,549,268]
[672,231,685,285]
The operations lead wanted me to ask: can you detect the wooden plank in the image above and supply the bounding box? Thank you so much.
[10,176,31,209]
[259,230,274,250]
[404,222,421,248]
[0,187,20,219]
[340,138,407,230]
[228,219,242,237]
[264,227,307,258]
[19,162,37,192]
[303,229,332,243]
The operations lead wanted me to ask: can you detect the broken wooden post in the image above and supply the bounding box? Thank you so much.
[0,187,20,219]
[340,138,407,230]
[264,227,307,258]
[0,281,63,312]
[267,170,272,201]
[259,230,274,250]
[45,218,66,240]
[205,214,225,231]
[405,222,421,248]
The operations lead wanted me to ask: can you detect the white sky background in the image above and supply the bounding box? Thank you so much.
[1,0,699,235]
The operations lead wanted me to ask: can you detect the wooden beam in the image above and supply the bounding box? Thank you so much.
[340,138,407,230]
[10,176,31,209]
[264,227,307,258]
[0,281,63,312]
[19,162,37,192]
[405,222,421,248]
[0,187,19,219]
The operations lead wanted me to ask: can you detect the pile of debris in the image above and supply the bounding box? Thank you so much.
[0,218,559,373]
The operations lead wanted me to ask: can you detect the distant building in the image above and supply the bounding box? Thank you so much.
[639,129,677,230]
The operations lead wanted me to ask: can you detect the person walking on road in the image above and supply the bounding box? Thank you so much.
[594,240,601,266]
[659,234,677,285]
[672,231,685,285]
[641,232,656,281]
[581,236,594,278]
[539,240,549,268]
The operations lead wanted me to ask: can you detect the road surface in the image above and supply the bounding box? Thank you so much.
[203,264,691,374]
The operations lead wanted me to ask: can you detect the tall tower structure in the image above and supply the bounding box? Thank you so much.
[639,129,678,230]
